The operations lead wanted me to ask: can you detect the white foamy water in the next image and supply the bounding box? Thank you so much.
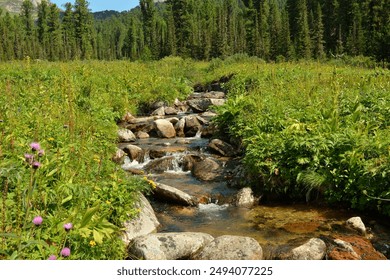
[121,154,151,170]
[198,203,229,212]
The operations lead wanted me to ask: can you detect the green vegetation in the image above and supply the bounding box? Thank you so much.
[0,0,388,63]
[211,56,390,216]
[0,58,195,260]
[0,55,389,260]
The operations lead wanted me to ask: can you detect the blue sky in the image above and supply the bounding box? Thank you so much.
[50,0,139,12]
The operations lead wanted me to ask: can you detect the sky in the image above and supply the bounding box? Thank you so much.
[50,0,139,12]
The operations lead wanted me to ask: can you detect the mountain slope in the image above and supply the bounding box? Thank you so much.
[0,0,43,14]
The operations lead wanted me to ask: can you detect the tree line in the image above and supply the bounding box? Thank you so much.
[0,0,388,62]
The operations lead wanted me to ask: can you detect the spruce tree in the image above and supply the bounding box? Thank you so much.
[295,0,311,59]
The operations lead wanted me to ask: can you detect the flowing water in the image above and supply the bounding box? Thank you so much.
[120,134,390,258]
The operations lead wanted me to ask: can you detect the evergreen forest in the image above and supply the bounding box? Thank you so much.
[0,0,388,63]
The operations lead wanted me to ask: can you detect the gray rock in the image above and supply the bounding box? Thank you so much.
[112,148,126,164]
[184,116,202,137]
[192,158,222,181]
[154,183,198,206]
[164,106,178,115]
[209,139,237,157]
[126,116,163,124]
[151,101,166,110]
[136,131,150,139]
[118,128,136,142]
[122,193,160,245]
[188,91,226,100]
[123,144,143,162]
[186,99,212,112]
[165,117,179,125]
[289,238,327,260]
[154,119,176,138]
[129,232,214,260]
[194,235,263,260]
[346,217,366,235]
[235,188,257,208]
[144,156,175,173]
[151,107,165,116]
[174,118,186,137]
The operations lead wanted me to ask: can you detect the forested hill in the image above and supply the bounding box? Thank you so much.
[0,0,388,63]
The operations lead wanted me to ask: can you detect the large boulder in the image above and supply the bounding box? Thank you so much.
[144,156,175,173]
[174,118,186,137]
[129,232,214,260]
[235,187,257,208]
[289,238,327,260]
[192,158,222,181]
[209,139,237,157]
[154,119,176,138]
[151,107,165,116]
[184,116,202,137]
[118,128,136,142]
[194,235,263,260]
[346,217,367,235]
[153,183,198,206]
[164,106,178,115]
[187,98,225,113]
[122,193,160,245]
[123,144,143,162]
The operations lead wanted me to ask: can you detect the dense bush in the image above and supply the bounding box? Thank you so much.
[213,60,390,216]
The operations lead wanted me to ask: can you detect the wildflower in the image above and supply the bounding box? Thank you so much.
[32,161,41,169]
[89,240,96,247]
[63,223,73,232]
[24,153,34,164]
[30,142,41,152]
[60,247,71,257]
[38,149,45,157]
[32,216,43,226]
[48,255,57,260]
[48,137,54,141]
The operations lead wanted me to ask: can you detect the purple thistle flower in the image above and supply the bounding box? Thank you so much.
[32,216,43,226]
[38,149,45,157]
[63,223,73,232]
[30,142,41,152]
[32,161,41,169]
[24,154,34,164]
[48,255,57,260]
[60,247,71,257]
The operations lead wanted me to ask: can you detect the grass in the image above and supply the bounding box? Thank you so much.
[1,56,389,260]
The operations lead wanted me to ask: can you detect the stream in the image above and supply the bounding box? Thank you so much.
[118,91,390,260]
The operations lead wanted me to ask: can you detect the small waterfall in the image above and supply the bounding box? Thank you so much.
[121,154,151,170]
[165,152,191,174]
[194,130,202,138]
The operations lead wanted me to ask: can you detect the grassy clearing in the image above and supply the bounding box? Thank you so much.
[0,57,388,259]
[0,58,196,259]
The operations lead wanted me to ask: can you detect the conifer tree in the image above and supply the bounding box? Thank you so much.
[37,0,50,57]
[313,3,325,59]
[295,0,311,59]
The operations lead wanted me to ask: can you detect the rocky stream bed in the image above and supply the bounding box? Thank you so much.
[113,83,389,260]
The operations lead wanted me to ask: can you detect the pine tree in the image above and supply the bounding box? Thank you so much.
[37,0,50,58]
[140,0,157,59]
[62,3,77,60]
[313,3,325,59]
[295,0,311,59]
[74,0,94,59]
[268,0,282,60]
[48,3,62,60]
